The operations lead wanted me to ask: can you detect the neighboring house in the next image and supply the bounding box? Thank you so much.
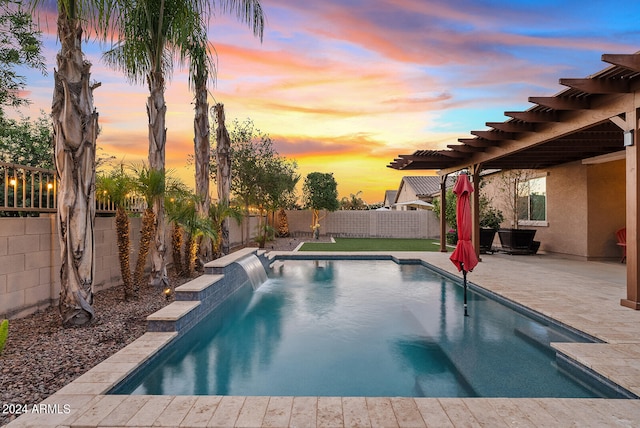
[393,176,453,210]
[383,190,397,209]
[387,50,640,310]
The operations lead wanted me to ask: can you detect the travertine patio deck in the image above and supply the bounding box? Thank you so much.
[5,251,640,427]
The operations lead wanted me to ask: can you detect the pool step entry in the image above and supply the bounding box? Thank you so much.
[514,323,584,356]
[147,248,269,334]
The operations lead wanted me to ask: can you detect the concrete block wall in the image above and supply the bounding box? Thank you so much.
[282,209,440,239]
[0,215,152,320]
[0,216,57,319]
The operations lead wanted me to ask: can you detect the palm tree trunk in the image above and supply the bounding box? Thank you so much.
[182,233,196,277]
[53,7,99,327]
[147,70,168,288]
[194,79,211,260]
[214,104,231,254]
[134,207,156,293]
[188,238,198,276]
[115,206,133,300]
[171,222,183,277]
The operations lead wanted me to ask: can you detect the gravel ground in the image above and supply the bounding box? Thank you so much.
[0,269,190,426]
[0,238,325,426]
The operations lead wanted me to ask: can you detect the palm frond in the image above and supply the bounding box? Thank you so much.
[129,162,166,208]
[96,167,134,207]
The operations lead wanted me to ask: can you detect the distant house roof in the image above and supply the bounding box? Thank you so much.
[383,190,397,206]
[395,176,455,202]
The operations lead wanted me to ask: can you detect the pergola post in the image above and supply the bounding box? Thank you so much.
[470,164,481,259]
[622,107,640,310]
[440,174,448,252]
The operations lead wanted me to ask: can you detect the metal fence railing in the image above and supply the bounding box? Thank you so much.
[0,162,145,215]
[0,161,57,213]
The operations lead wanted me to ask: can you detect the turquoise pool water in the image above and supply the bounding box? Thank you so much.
[117,259,618,398]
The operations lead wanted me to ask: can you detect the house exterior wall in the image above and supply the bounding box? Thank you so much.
[395,184,417,205]
[542,161,588,257]
[587,159,626,259]
[480,159,624,260]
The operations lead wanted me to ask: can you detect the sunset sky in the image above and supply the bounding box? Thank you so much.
[16,0,640,203]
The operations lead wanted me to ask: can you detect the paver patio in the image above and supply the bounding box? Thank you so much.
[5,251,640,427]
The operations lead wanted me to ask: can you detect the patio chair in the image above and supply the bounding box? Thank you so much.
[616,227,626,263]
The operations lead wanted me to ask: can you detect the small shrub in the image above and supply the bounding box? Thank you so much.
[446,229,458,245]
[480,205,504,230]
[0,319,8,355]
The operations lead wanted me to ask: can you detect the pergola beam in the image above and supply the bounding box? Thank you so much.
[486,121,536,133]
[560,78,630,94]
[458,138,497,147]
[447,144,485,153]
[529,96,590,110]
[603,54,640,72]
[505,111,559,123]
[471,130,516,141]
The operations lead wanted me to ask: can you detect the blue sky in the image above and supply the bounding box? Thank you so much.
[14,0,640,202]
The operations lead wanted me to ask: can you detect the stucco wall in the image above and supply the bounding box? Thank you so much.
[480,159,624,260]
[587,159,625,259]
[542,162,588,257]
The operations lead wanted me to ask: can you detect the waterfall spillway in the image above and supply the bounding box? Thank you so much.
[236,254,268,290]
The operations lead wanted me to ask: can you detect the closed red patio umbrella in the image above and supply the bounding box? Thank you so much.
[450,172,479,316]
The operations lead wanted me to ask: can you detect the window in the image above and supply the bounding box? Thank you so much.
[517,177,546,225]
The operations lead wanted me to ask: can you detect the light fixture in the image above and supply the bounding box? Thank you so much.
[47,183,53,190]
[9,179,16,187]
[163,287,172,301]
[624,130,634,147]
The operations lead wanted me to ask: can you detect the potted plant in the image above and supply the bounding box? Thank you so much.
[479,204,504,253]
[493,169,538,254]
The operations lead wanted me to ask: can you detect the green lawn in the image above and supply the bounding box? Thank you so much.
[299,237,441,251]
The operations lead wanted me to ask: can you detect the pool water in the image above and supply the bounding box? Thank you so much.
[121,259,613,398]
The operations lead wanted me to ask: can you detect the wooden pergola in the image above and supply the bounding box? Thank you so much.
[388,52,640,310]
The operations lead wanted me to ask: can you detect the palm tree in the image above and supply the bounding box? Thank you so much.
[102,0,209,289]
[130,163,166,294]
[28,0,118,326]
[214,103,232,253]
[187,0,264,259]
[208,199,242,258]
[166,197,185,276]
[96,167,135,299]
[168,193,216,277]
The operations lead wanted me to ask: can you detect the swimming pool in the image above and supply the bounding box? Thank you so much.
[112,258,622,398]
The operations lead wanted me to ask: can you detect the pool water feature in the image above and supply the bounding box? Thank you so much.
[235,254,268,290]
[113,259,624,398]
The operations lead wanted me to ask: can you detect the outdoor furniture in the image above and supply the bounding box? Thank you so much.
[498,228,539,255]
[616,227,626,263]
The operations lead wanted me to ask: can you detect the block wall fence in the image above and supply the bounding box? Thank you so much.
[0,209,439,319]
[282,209,440,239]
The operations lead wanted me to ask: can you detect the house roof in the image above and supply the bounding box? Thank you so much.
[388,52,639,173]
[396,176,455,201]
[383,190,397,204]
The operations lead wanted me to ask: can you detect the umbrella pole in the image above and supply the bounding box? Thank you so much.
[462,265,469,317]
